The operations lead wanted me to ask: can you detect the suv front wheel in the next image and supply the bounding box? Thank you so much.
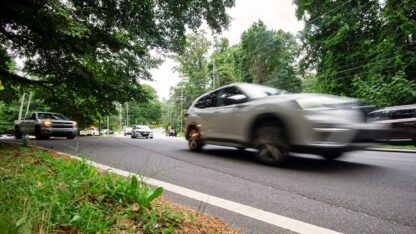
[254,123,289,166]
[188,128,203,152]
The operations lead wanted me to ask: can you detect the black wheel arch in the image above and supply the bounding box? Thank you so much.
[185,124,199,140]
[248,113,291,144]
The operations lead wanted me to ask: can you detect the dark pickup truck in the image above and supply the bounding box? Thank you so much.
[14,112,77,140]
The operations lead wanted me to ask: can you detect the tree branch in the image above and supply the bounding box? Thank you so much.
[0,68,49,85]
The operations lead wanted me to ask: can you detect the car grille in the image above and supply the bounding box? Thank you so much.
[52,124,74,128]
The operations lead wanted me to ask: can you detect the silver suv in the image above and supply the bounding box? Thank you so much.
[184,83,386,165]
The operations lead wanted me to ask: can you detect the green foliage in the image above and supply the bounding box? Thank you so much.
[173,32,213,102]
[294,0,416,106]
[0,0,234,120]
[0,97,49,133]
[129,86,162,125]
[0,215,30,234]
[239,21,301,92]
[353,71,416,107]
[0,143,183,233]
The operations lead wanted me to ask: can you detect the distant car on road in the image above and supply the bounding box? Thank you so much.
[167,129,177,137]
[101,128,113,135]
[124,126,133,136]
[14,112,77,140]
[184,83,386,165]
[131,125,153,139]
[79,129,88,136]
[86,127,100,136]
[367,104,416,145]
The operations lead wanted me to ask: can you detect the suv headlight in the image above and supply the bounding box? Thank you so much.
[42,120,52,127]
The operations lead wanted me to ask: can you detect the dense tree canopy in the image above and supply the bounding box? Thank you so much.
[294,0,416,106]
[0,0,234,117]
[239,21,301,91]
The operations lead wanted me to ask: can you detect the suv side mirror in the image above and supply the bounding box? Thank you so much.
[225,94,247,105]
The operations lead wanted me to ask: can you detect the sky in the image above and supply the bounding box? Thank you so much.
[145,0,304,100]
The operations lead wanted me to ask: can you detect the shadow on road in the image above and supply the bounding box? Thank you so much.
[193,148,381,174]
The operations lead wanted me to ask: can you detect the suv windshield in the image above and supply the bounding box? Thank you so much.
[239,83,288,99]
[135,125,150,130]
[38,113,67,120]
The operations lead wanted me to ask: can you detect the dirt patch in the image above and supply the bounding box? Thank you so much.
[155,197,240,234]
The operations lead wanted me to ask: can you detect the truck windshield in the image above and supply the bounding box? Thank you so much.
[38,113,67,120]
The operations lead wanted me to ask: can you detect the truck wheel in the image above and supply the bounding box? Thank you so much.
[35,126,43,140]
[254,123,289,166]
[15,127,23,139]
[188,128,203,152]
[67,134,75,139]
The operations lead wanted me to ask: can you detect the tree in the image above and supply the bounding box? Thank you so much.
[209,38,240,87]
[0,0,235,118]
[129,85,162,125]
[239,21,301,92]
[294,0,416,106]
[173,32,212,105]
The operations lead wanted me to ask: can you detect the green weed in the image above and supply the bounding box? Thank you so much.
[0,144,183,233]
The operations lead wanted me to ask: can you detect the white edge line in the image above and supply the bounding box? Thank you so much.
[37,146,341,234]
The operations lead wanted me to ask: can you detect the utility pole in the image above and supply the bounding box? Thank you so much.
[180,85,183,134]
[125,102,129,126]
[18,92,26,120]
[212,62,218,89]
[107,116,109,131]
[24,92,33,118]
[119,103,123,133]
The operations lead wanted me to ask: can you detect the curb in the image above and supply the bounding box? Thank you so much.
[366,148,416,154]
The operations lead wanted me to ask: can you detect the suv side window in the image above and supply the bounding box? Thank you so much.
[391,109,415,119]
[368,111,390,121]
[194,91,219,109]
[27,113,36,120]
[218,86,245,106]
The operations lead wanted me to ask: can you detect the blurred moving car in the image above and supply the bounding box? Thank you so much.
[123,126,133,136]
[79,129,88,136]
[367,104,416,145]
[86,127,100,136]
[167,129,177,137]
[101,128,113,135]
[131,125,153,139]
[184,83,387,165]
[14,112,77,140]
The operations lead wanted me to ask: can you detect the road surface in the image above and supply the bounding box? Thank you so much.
[30,135,416,233]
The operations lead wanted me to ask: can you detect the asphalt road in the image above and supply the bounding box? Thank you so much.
[30,135,416,233]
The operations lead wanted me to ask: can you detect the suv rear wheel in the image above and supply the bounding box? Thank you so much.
[254,123,289,166]
[188,128,203,152]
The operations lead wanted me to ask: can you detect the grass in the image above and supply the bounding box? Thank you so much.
[381,144,416,150]
[0,142,184,233]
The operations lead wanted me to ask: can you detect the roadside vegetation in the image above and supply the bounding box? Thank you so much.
[0,142,239,233]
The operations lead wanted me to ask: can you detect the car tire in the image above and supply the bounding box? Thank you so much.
[35,126,44,140]
[15,127,23,140]
[254,123,289,166]
[321,150,344,160]
[67,134,75,139]
[188,128,203,152]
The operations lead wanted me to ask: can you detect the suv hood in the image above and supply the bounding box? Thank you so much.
[260,93,359,110]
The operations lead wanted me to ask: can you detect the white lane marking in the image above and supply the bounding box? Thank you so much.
[45,147,340,234]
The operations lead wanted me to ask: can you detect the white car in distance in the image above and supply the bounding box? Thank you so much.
[131,125,153,139]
